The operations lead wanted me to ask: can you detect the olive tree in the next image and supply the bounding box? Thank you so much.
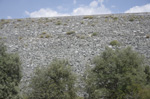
[0,43,22,99]
[85,47,150,99]
[28,59,77,99]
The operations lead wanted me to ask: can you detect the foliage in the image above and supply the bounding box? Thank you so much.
[92,32,98,36]
[129,17,134,22]
[146,34,150,38]
[40,35,44,38]
[76,34,85,39]
[64,23,67,26]
[144,65,150,84]
[42,32,46,34]
[83,16,93,19]
[138,86,150,99]
[28,59,77,99]
[55,21,61,25]
[112,17,118,21]
[0,43,22,99]
[66,31,75,35]
[45,34,50,38]
[17,19,22,22]
[81,21,84,24]
[109,40,120,46]
[105,16,118,21]
[85,47,150,99]
[40,32,51,38]
[0,19,10,29]
[91,24,95,27]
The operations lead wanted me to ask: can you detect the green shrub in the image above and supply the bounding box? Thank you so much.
[81,21,84,24]
[144,65,150,84]
[45,34,51,38]
[0,19,10,29]
[129,17,134,21]
[83,16,93,19]
[138,86,150,99]
[40,35,44,38]
[104,16,118,22]
[19,37,23,40]
[91,24,95,27]
[55,21,61,25]
[76,34,85,39]
[28,59,77,99]
[64,23,67,25]
[17,19,22,21]
[85,47,150,99]
[0,43,22,99]
[109,40,120,46]
[66,31,75,35]
[113,17,118,21]
[92,32,97,36]
[146,34,150,38]
[42,32,46,34]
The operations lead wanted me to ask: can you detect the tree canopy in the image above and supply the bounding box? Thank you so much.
[28,59,77,99]
[85,47,150,99]
[0,43,22,99]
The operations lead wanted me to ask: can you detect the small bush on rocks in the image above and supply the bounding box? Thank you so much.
[110,40,120,46]
[146,34,150,38]
[40,35,44,38]
[0,19,10,29]
[45,34,51,38]
[113,17,118,21]
[85,47,150,99]
[28,59,78,99]
[55,21,61,25]
[81,21,84,24]
[83,16,93,19]
[129,17,134,22]
[66,31,75,35]
[0,43,22,99]
[42,32,46,34]
[17,19,22,22]
[92,32,98,36]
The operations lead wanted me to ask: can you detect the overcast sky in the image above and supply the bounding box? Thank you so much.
[0,0,150,19]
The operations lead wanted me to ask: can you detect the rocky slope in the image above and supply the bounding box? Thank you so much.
[0,12,150,94]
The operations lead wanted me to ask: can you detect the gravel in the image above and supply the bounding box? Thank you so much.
[0,12,150,95]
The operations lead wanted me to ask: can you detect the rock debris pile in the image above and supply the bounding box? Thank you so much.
[0,13,150,93]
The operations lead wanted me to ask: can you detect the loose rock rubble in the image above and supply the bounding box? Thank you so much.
[0,13,150,95]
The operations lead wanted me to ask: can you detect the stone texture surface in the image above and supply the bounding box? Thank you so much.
[0,13,150,95]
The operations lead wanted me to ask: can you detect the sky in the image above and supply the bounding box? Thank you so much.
[0,0,150,19]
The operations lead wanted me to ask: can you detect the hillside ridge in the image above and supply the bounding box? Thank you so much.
[0,12,150,94]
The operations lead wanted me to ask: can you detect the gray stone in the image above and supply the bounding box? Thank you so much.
[0,12,150,96]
